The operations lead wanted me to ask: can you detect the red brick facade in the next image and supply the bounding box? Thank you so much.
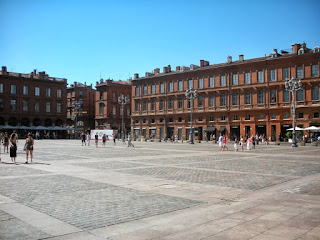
[95,79,131,132]
[131,44,320,142]
[67,82,96,134]
[0,67,67,129]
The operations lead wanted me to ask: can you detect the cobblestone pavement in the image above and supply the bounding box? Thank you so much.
[0,140,320,240]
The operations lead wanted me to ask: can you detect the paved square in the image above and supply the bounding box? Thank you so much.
[0,140,319,239]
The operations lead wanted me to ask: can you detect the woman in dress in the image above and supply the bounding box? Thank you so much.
[240,136,244,151]
[25,134,34,164]
[247,136,252,150]
[9,133,17,163]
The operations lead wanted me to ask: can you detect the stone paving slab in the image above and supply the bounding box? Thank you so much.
[182,159,320,176]
[117,166,297,190]
[0,174,201,231]
[0,140,319,240]
[0,163,50,177]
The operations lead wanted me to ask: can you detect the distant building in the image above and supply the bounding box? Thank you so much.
[0,66,67,133]
[131,43,320,142]
[67,82,96,134]
[95,79,131,133]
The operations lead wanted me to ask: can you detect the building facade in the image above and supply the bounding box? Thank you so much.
[0,66,67,130]
[131,43,320,142]
[67,82,96,134]
[95,79,131,133]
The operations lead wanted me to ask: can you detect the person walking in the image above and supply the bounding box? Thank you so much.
[127,133,134,147]
[240,136,244,151]
[95,133,99,148]
[9,133,17,163]
[102,134,107,147]
[247,136,252,150]
[81,132,86,146]
[234,137,239,152]
[24,133,34,164]
[3,132,9,153]
[87,132,91,146]
[222,135,228,151]
[218,133,223,151]
[113,132,116,146]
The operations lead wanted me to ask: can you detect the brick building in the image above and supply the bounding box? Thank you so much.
[95,79,131,133]
[0,66,67,134]
[67,82,96,134]
[131,43,320,142]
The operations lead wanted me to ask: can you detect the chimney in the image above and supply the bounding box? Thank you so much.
[291,43,301,54]
[227,56,232,63]
[273,49,278,54]
[167,65,171,72]
[2,66,7,73]
[134,73,139,79]
[204,61,209,66]
[96,81,99,86]
[84,82,87,86]
[154,68,160,75]
[100,78,103,83]
[176,66,180,71]
[302,42,306,49]
[163,67,168,73]
[239,55,244,62]
[200,60,204,67]
[33,69,37,75]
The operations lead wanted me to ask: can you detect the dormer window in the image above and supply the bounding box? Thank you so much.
[314,47,319,53]
[298,48,305,55]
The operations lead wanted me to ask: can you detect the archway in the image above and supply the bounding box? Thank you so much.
[8,117,17,126]
[21,118,30,126]
[44,119,53,127]
[33,118,41,126]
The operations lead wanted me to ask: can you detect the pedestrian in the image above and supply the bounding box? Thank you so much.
[234,137,239,152]
[102,134,107,147]
[247,136,252,150]
[240,136,244,151]
[113,132,116,146]
[86,132,91,146]
[256,134,259,145]
[81,132,86,146]
[95,133,99,147]
[218,133,223,150]
[3,132,9,153]
[222,135,228,151]
[175,134,178,143]
[127,133,134,147]
[252,135,255,149]
[9,133,17,163]
[24,133,34,164]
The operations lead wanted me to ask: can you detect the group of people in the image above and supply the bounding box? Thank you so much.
[80,132,134,148]
[218,133,269,152]
[0,132,34,163]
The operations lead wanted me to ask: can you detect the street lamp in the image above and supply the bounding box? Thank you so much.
[185,88,197,144]
[71,101,81,139]
[285,77,302,147]
[118,94,130,143]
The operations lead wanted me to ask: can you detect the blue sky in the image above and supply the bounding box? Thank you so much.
[1,0,319,86]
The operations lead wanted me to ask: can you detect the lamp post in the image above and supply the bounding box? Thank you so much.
[185,88,197,144]
[285,77,302,147]
[118,94,130,143]
[71,101,81,139]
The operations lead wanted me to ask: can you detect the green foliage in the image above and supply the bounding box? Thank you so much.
[286,131,292,139]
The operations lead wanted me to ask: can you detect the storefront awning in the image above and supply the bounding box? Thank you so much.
[219,126,226,132]
[205,126,216,132]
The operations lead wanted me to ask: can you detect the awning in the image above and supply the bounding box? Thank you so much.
[219,126,226,132]
[205,126,216,132]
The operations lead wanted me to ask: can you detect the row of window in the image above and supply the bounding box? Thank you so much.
[0,99,62,113]
[0,84,62,98]
[135,65,319,96]
[134,86,319,111]
[98,104,131,116]
[135,112,320,125]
